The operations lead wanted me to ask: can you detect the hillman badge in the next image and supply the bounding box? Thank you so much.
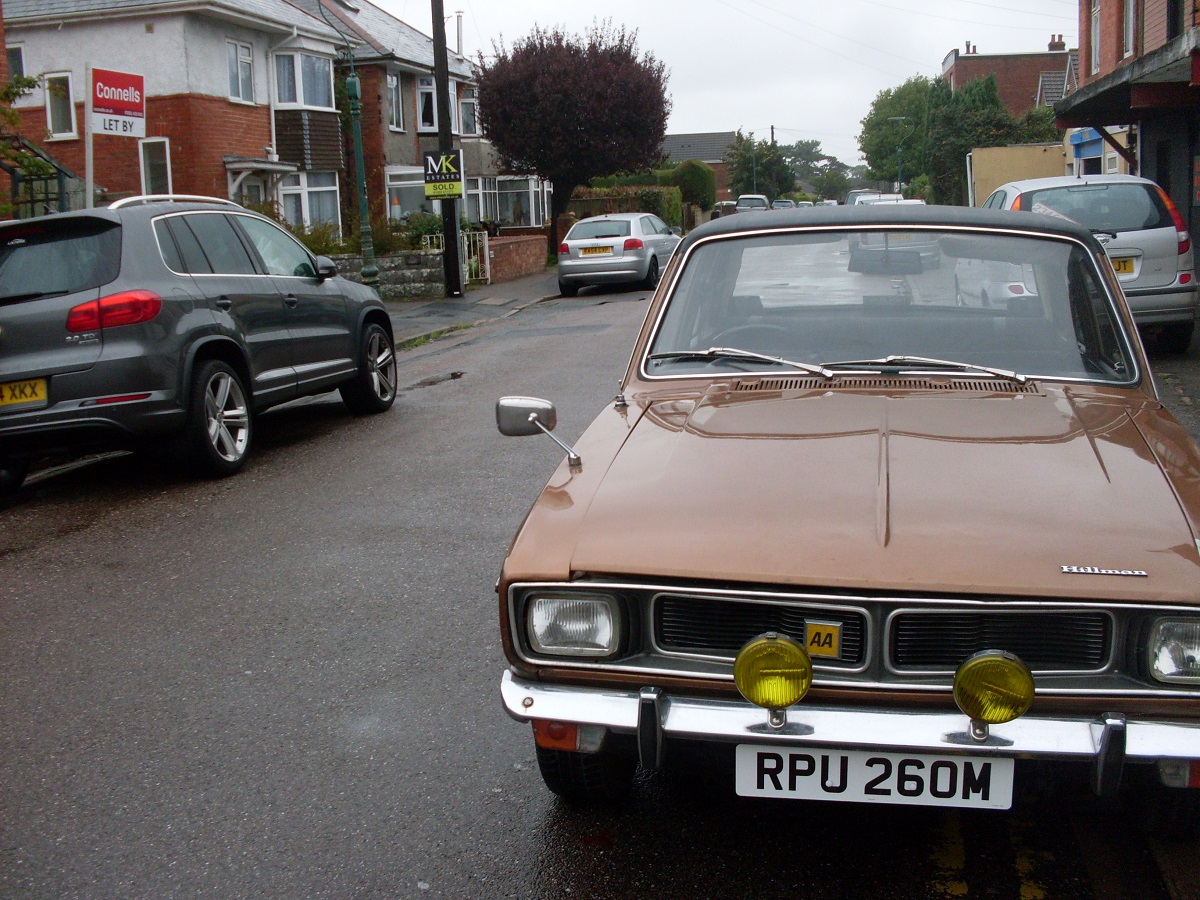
[1061,565,1148,577]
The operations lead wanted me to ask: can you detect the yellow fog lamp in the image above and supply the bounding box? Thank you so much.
[953,650,1035,741]
[734,632,812,729]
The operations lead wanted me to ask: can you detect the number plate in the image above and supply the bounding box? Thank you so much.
[1111,257,1135,275]
[581,246,612,256]
[0,377,47,410]
[735,745,1014,809]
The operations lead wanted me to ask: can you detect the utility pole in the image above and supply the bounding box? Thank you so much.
[431,0,463,297]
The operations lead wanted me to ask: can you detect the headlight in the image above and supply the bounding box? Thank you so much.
[953,650,1034,724]
[527,593,620,657]
[734,632,812,709]
[1148,618,1200,684]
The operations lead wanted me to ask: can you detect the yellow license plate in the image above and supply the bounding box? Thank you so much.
[0,377,47,408]
[581,246,612,256]
[805,620,842,658]
[1111,257,1135,275]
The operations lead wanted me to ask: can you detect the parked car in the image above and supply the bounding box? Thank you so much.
[817,199,839,206]
[496,204,1200,829]
[734,194,771,213]
[0,195,397,493]
[796,201,815,208]
[771,199,797,210]
[983,174,1197,352]
[854,192,904,205]
[557,213,681,297]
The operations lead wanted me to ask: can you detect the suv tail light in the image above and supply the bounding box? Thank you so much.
[623,238,644,251]
[67,290,162,333]
[1153,185,1191,256]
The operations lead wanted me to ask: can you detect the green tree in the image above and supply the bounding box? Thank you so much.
[476,21,670,249]
[1017,105,1065,143]
[858,75,933,186]
[927,76,1018,205]
[779,139,826,182]
[724,131,794,199]
[674,159,716,210]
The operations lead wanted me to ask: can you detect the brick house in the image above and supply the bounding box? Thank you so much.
[286,0,551,230]
[2,0,357,225]
[942,36,1076,117]
[1055,0,1200,245]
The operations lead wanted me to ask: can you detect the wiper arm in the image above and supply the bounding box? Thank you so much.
[648,346,834,378]
[822,355,1028,384]
[0,289,69,304]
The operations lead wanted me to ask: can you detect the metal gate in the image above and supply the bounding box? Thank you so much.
[421,230,490,284]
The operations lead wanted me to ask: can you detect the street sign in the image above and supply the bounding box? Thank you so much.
[423,150,464,199]
[91,68,145,138]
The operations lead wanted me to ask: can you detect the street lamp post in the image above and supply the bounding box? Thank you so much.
[887,116,915,194]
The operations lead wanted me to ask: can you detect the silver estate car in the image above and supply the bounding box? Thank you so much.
[983,174,1197,352]
[557,213,680,297]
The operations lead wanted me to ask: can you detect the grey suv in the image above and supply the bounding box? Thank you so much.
[0,196,397,493]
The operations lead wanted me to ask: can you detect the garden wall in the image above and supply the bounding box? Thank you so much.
[332,250,444,300]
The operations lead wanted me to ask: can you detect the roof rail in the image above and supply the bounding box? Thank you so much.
[108,194,243,210]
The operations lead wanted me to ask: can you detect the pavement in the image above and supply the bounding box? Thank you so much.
[384,268,562,347]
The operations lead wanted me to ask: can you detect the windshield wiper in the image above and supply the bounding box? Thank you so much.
[822,354,1028,384]
[648,346,834,378]
[0,289,69,304]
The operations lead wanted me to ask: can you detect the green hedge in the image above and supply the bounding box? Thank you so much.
[570,185,683,227]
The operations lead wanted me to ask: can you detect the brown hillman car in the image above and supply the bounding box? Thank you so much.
[495,205,1200,827]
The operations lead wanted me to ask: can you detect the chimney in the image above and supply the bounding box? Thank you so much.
[1049,34,1066,51]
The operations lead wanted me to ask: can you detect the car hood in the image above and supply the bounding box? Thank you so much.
[561,384,1200,600]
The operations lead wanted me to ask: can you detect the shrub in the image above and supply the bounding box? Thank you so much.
[675,160,715,211]
[571,185,683,227]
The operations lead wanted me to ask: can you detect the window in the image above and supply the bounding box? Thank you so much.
[280,171,340,230]
[1105,152,1119,173]
[227,41,254,102]
[44,72,76,139]
[386,166,429,220]
[236,215,317,277]
[1168,0,1184,39]
[417,76,457,133]
[140,138,171,194]
[1122,0,1135,58]
[1090,0,1100,74]
[465,175,498,223]
[459,86,478,136]
[387,74,403,130]
[274,53,333,109]
[6,46,24,80]
[181,213,258,275]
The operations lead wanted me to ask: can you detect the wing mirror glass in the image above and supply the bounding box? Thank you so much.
[496,396,580,467]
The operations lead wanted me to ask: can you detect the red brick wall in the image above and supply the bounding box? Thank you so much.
[488,235,544,282]
[0,0,8,85]
[353,65,387,220]
[17,93,271,198]
[946,50,1072,117]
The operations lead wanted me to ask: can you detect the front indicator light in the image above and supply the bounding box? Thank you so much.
[1149,619,1200,683]
[734,632,812,717]
[953,650,1035,726]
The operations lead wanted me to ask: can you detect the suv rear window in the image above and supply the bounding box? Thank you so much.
[0,219,121,302]
[568,221,631,240]
[1024,183,1170,233]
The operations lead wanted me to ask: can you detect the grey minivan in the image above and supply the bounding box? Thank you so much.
[0,195,397,493]
[982,174,1197,351]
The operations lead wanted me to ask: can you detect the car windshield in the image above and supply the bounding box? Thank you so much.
[1023,183,1170,232]
[646,227,1135,383]
[568,220,631,240]
[0,220,121,301]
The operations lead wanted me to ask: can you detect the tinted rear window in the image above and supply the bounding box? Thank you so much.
[1025,183,1170,232]
[568,220,631,240]
[0,220,121,301]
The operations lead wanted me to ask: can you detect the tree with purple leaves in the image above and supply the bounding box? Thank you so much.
[476,21,671,251]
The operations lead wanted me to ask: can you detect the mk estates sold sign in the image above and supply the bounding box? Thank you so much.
[423,150,465,199]
[91,68,145,138]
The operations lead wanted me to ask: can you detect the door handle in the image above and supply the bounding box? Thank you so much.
[284,295,299,308]
[215,296,232,310]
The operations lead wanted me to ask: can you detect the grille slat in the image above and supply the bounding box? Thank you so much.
[656,595,864,665]
[733,377,1042,394]
[890,612,1111,670]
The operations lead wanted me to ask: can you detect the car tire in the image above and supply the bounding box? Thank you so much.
[1159,322,1194,355]
[340,322,397,415]
[184,359,251,478]
[0,460,29,495]
[641,256,660,290]
[558,279,579,297]
[535,743,636,804]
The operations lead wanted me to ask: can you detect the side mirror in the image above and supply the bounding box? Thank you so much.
[315,256,338,281]
[496,396,556,436]
[670,226,683,237]
[496,396,581,467]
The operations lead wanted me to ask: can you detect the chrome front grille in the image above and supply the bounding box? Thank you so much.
[655,593,866,666]
[889,610,1112,672]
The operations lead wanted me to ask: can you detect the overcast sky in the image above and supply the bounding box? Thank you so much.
[375,0,1080,166]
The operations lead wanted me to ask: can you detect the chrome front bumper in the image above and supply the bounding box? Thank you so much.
[502,671,1199,792]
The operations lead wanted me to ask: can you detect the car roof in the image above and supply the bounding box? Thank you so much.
[573,212,651,223]
[997,173,1155,192]
[679,203,1100,250]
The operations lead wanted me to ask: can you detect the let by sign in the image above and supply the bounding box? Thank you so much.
[91,68,145,138]
[423,150,465,199]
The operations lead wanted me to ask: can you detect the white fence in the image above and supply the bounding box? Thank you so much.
[421,230,491,284]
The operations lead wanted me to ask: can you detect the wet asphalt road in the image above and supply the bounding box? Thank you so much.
[2,290,1199,899]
